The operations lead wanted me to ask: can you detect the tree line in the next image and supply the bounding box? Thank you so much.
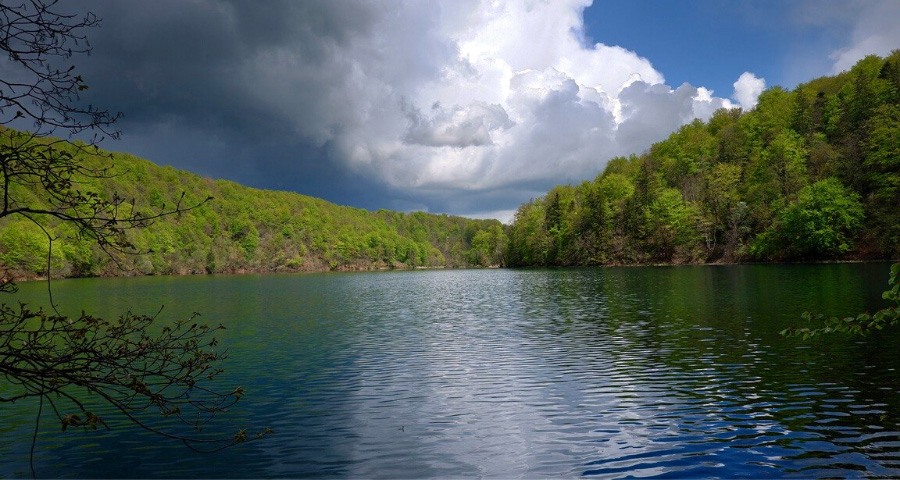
[506,52,900,266]
[0,129,507,280]
[3,53,899,280]
[2,3,897,471]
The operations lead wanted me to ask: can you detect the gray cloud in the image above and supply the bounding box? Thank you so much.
[616,82,697,155]
[404,101,513,148]
[68,0,766,222]
[81,0,392,141]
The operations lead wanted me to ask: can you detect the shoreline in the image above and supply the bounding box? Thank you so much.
[9,257,895,284]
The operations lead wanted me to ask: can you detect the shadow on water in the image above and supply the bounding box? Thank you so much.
[2,263,898,478]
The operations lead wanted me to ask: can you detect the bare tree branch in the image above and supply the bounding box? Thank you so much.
[0,3,268,477]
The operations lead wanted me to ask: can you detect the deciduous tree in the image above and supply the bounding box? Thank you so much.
[783,263,900,338]
[0,2,266,477]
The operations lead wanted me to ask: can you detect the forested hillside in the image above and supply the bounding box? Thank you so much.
[507,52,900,266]
[4,52,898,279]
[0,132,507,279]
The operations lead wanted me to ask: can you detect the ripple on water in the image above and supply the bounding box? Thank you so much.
[3,265,900,478]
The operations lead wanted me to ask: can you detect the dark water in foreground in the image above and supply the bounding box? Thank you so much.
[2,263,899,478]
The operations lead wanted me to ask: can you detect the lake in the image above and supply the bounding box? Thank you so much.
[2,263,899,478]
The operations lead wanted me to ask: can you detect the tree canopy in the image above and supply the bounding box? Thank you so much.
[506,52,900,266]
[1,2,269,476]
[782,262,900,338]
[0,138,507,279]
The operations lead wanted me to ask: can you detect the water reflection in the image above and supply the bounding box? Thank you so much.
[2,264,899,478]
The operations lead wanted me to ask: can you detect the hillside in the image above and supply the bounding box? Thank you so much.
[4,53,898,279]
[0,134,506,279]
[507,52,900,266]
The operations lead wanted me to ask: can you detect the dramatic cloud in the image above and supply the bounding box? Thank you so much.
[77,0,760,221]
[403,101,513,148]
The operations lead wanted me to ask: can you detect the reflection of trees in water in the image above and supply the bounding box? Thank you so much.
[512,264,900,474]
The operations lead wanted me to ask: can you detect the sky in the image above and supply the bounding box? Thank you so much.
[56,1,900,222]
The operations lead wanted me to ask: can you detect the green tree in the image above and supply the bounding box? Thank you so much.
[578,179,610,263]
[783,263,900,338]
[0,2,266,476]
[544,192,563,262]
[861,104,900,254]
[745,86,794,145]
[507,53,898,266]
[0,218,71,275]
[765,130,808,198]
[781,178,864,257]
[507,200,550,266]
[752,178,864,260]
[468,226,507,267]
[703,163,742,253]
[643,188,700,262]
[863,104,900,190]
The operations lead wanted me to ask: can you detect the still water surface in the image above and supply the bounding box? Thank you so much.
[2,264,900,478]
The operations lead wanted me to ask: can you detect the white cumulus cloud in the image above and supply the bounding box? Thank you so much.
[404,101,514,148]
[732,72,766,111]
[81,0,757,221]
[320,0,748,202]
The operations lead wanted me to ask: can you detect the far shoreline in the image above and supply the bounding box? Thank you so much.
[11,257,896,284]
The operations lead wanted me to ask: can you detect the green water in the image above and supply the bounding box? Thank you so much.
[2,263,899,478]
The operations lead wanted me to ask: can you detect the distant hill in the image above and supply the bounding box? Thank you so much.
[5,53,898,279]
[507,52,900,266]
[0,134,506,279]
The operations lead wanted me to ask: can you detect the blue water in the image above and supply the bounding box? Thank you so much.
[2,263,899,477]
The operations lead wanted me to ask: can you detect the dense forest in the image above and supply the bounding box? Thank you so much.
[507,52,900,266]
[3,53,899,280]
[0,132,507,279]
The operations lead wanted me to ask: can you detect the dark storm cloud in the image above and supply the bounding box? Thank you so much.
[63,1,780,222]
[74,0,402,209]
[80,0,377,139]
[70,1,480,214]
